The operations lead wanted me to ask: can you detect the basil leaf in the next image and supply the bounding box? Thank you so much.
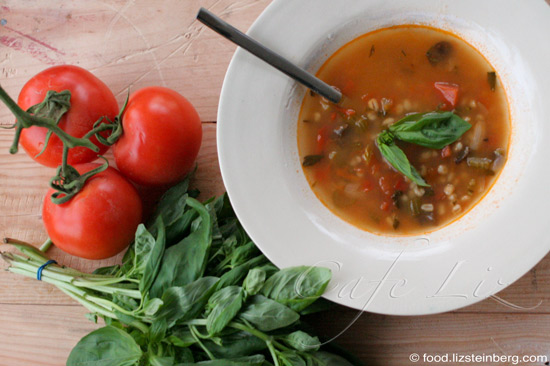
[278,331,320,352]
[149,170,196,243]
[117,293,140,308]
[113,310,138,328]
[119,245,136,275]
[67,326,142,366]
[376,133,429,187]
[133,224,156,273]
[243,268,266,296]
[206,286,245,335]
[309,351,355,366]
[142,297,164,317]
[149,317,168,344]
[216,255,268,290]
[230,241,260,268]
[175,347,195,364]
[279,351,307,366]
[260,266,331,312]
[92,264,120,276]
[211,192,236,222]
[150,197,213,298]
[149,355,175,366]
[155,276,219,327]
[166,328,196,348]
[176,355,265,366]
[202,331,267,359]
[139,217,166,295]
[239,295,300,332]
[389,111,471,149]
[298,298,334,316]
[256,263,279,278]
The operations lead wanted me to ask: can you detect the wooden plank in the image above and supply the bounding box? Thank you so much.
[456,261,550,313]
[307,309,550,365]
[0,304,99,366]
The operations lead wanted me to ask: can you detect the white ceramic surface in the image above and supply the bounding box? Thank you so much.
[217,0,550,315]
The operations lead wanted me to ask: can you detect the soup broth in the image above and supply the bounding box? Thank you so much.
[298,25,510,235]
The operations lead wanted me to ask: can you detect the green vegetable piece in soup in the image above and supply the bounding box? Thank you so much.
[389,111,471,149]
[487,71,497,91]
[426,41,452,65]
[302,154,323,167]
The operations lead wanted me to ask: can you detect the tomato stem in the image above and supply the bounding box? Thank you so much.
[39,238,53,252]
[49,156,110,204]
[0,85,99,153]
[85,91,128,146]
[0,85,117,204]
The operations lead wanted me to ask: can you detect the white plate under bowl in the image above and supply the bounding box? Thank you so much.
[217,0,550,315]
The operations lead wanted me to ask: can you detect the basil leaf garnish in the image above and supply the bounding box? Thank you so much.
[389,111,471,149]
[376,131,429,187]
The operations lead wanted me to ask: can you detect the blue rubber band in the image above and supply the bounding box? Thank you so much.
[37,259,57,281]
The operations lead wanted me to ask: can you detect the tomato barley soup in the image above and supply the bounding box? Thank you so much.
[298,25,510,235]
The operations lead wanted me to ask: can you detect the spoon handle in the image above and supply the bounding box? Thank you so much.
[196,7,342,104]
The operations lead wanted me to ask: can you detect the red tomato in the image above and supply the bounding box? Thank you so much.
[361,180,373,193]
[334,105,356,117]
[441,145,452,158]
[434,82,459,108]
[113,87,202,187]
[380,198,391,212]
[18,65,118,167]
[315,126,329,154]
[42,163,142,260]
[378,176,392,196]
[393,175,408,191]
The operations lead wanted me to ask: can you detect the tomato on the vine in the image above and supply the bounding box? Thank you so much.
[17,65,118,167]
[42,163,142,260]
[113,86,202,187]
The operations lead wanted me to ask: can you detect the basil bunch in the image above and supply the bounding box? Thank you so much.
[376,111,471,187]
[2,173,359,366]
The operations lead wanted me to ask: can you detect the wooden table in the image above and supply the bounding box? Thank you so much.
[1,1,549,365]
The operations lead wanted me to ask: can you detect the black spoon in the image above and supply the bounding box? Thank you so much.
[196,7,342,104]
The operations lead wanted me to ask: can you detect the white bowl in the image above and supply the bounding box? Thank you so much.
[217,0,550,315]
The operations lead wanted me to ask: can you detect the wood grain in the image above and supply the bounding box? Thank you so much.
[307,310,550,365]
[0,0,271,123]
[1,1,550,365]
[0,304,100,366]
